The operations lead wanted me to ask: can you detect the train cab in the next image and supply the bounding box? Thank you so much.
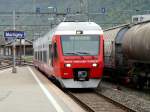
[33,22,104,88]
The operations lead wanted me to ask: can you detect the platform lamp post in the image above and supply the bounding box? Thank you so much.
[22,39,25,57]
[12,10,17,73]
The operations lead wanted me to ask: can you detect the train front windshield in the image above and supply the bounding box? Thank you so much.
[61,35,100,56]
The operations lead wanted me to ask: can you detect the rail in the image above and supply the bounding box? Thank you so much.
[66,89,135,112]
[0,56,33,70]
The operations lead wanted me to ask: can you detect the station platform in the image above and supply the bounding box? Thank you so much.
[0,66,85,112]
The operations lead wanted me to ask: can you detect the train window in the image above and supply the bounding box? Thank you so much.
[38,51,40,61]
[40,51,42,61]
[36,52,37,60]
[35,51,38,59]
[49,44,52,58]
[45,51,47,62]
[34,51,35,59]
[53,43,58,58]
[42,51,44,62]
[35,51,37,59]
[43,51,47,63]
[61,35,100,56]
[38,51,40,60]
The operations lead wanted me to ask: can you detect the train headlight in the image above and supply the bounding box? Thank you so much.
[65,63,71,67]
[92,63,98,67]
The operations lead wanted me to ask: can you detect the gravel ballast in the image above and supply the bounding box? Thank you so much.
[97,82,150,112]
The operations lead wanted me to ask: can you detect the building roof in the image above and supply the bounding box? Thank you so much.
[5,39,32,46]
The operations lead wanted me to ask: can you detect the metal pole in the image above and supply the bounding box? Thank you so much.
[24,42,25,56]
[12,10,16,73]
[19,38,21,65]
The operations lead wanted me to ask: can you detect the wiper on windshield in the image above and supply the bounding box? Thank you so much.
[64,52,79,55]
[64,52,92,56]
[76,51,91,55]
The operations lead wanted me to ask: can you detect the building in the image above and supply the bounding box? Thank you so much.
[132,14,150,23]
[5,39,33,56]
[0,39,33,56]
[0,38,6,56]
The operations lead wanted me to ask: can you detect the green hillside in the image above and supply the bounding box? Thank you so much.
[0,0,149,40]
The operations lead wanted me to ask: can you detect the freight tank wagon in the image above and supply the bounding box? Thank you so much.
[122,21,150,88]
[33,22,104,88]
[104,21,150,88]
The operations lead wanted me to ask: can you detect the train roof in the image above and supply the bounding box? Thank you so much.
[55,22,102,31]
[104,24,130,31]
[104,20,150,32]
[33,22,103,47]
[54,22,103,35]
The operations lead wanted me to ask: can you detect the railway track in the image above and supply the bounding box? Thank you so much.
[0,64,13,70]
[0,57,33,70]
[67,89,135,112]
[99,81,150,112]
[0,57,13,70]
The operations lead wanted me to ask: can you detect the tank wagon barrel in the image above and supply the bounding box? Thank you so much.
[103,24,129,68]
[122,22,150,63]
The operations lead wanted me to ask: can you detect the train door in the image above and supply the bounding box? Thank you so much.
[51,42,58,67]
[51,41,61,76]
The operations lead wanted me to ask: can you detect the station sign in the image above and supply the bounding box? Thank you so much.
[4,31,25,41]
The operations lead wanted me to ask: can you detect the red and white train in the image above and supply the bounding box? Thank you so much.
[33,22,104,88]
